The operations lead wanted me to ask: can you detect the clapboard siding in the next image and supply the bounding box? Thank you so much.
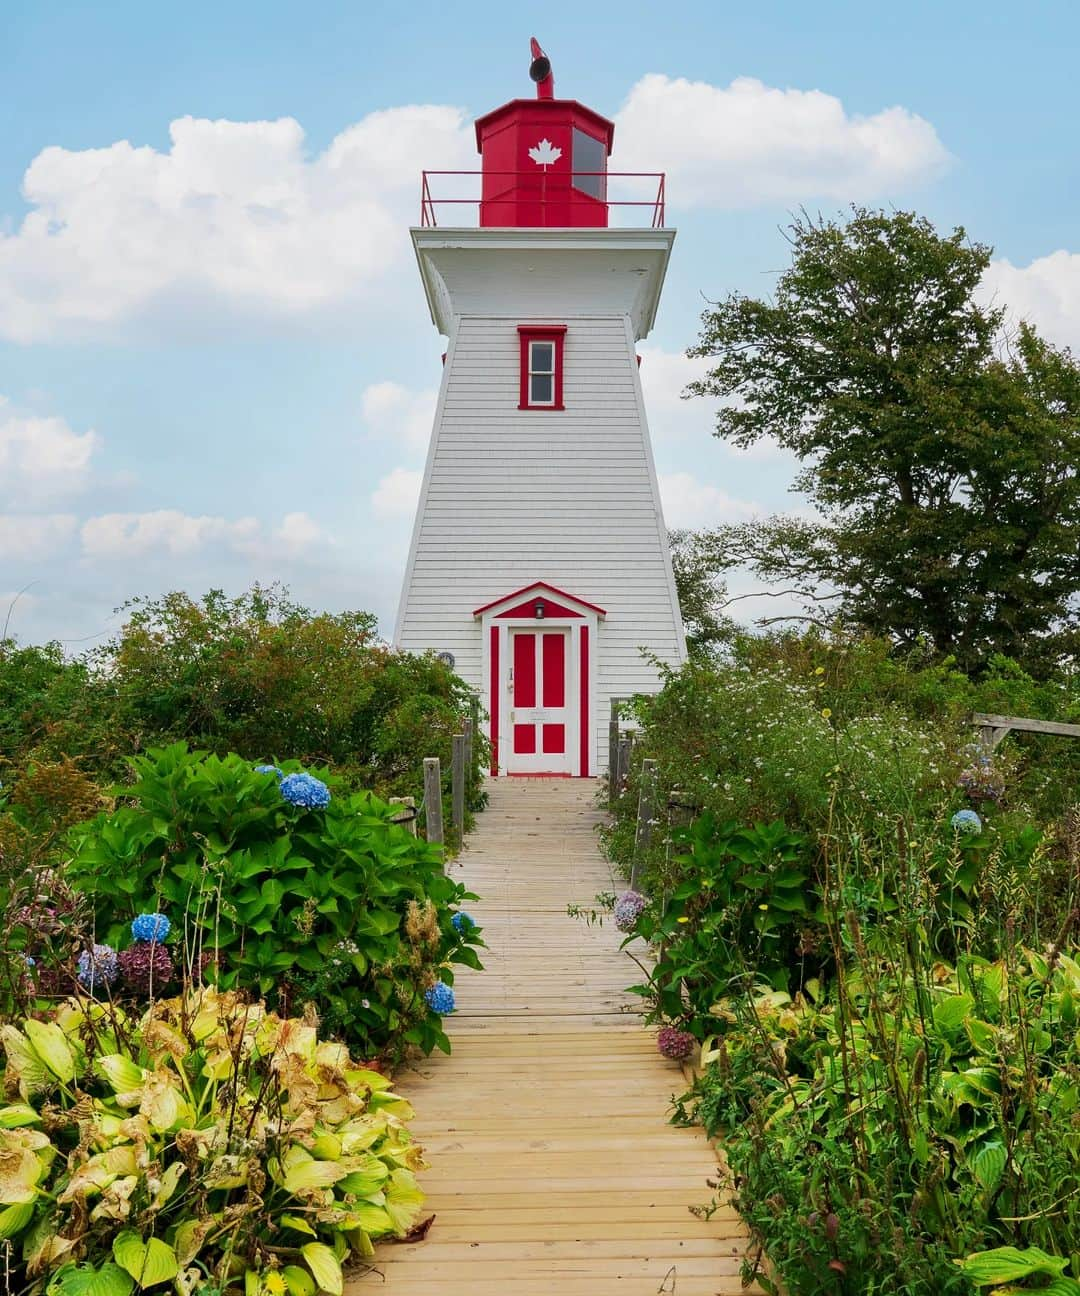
[397,244,685,773]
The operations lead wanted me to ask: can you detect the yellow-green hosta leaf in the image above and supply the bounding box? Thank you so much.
[243,1269,259,1296]
[310,1134,341,1161]
[958,1246,1068,1284]
[112,1231,180,1287]
[282,1161,348,1195]
[972,1141,1007,1193]
[97,1055,146,1100]
[0,1106,41,1129]
[279,1215,317,1237]
[383,1169,424,1236]
[172,1218,214,1267]
[300,1245,342,1296]
[138,1073,191,1133]
[281,1265,316,1296]
[341,1204,392,1237]
[0,1026,50,1099]
[24,1021,75,1083]
[337,1153,389,1196]
[204,1156,247,1189]
[344,1229,375,1260]
[0,1129,51,1203]
[148,1164,185,1212]
[0,1201,34,1239]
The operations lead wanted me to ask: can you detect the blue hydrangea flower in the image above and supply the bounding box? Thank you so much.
[77,944,119,991]
[279,772,331,810]
[425,981,455,1015]
[131,912,171,943]
[254,764,283,779]
[23,956,35,968]
[452,912,476,934]
[951,809,983,836]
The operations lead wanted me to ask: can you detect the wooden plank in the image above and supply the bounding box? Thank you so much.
[422,757,443,847]
[350,777,756,1295]
[972,711,1080,741]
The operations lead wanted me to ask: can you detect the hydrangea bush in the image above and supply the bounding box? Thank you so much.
[66,744,483,1060]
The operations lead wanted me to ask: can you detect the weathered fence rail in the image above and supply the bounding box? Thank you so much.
[972,711,1080,750]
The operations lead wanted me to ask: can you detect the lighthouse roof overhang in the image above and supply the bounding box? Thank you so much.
[473,98,615,153]
[410,226,675,341]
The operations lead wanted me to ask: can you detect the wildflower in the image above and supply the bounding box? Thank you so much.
[613,890,647,933]
[77,944,119,991]
[279,772,331,810]
[821,708,832,720]
[814,666,825,676]
[452,912,476,934]
[118,943,175,996]
[264,1276,287,1296]
[657,1026,696,1061]
[677,916,690,924]
[254,764,283,779]
[131,912,171,943]
[425,981,455,1015]
[951,809,982,836]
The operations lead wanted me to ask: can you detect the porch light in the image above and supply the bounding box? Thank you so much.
[534,599,545,620]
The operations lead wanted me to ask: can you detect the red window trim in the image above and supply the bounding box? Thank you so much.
[518,325,567,411]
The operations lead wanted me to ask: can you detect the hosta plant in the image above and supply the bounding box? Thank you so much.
[0,986,425,1296]
[65,744,483,1060]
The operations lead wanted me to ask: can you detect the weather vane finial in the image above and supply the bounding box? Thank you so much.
[529,37,554,100]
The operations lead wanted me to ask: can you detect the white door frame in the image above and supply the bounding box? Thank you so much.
[473,582,604,778]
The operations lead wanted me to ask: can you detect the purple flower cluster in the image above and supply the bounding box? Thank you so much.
[77,944,119,992]
[613,890,647,933]
[957,749,1005,802]
[118,942,175,994]
[657,1026,696,1061]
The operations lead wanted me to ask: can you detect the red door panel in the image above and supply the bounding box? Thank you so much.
[542,632,566,709]
[514,633,536,707]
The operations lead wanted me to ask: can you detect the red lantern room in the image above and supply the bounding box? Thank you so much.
[474,38,615,227]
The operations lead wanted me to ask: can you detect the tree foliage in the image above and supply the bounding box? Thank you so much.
[687,207,1080,673]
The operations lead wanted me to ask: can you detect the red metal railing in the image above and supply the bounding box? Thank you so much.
[419,171,666,229]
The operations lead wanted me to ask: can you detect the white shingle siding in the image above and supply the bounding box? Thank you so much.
[396,229,685,774]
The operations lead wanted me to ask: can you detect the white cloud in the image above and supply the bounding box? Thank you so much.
[0,513,78,560]
[0,400,99,502]
[273,511,328,549]
[658,471,760,528]
[80,509,260,558]
[982,250,1080,351]
[615,74,949,207]
[360,381,436,454]
[372,467,422,520]
[0,106,474,343]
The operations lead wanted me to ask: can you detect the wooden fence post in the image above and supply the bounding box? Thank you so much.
[616,735,632,799]
[423,757,443,847]
[388,796,418,836]
[451,734,466,844]
[630,758,657,892]
[608,698,621,809]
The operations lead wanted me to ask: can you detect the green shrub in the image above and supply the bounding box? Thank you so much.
[65,744,483,1060]
[0,986,425,1295]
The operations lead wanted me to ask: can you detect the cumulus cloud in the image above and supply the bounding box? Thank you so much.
[273,511,328,549]
[80,509,260,558]
[372,467,423,520]
[0,106,474,343]
[658,471,760,528]
[360,381,437,454]
[982,251,1080,352]
[0,514,78,560]
[614,74,949,207]
[0,400,99,503]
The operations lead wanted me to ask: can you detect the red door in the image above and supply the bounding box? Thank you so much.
[508,628,571,773]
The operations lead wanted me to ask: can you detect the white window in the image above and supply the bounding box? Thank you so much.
[528,339,556,406]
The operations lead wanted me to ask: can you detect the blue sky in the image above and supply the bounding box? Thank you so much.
[3,0,1080,646]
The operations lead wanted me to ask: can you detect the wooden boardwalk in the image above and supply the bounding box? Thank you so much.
[353,778,752,1296]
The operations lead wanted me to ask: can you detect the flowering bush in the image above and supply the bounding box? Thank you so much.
[66,744,483,1060]
[0,986,425,1294]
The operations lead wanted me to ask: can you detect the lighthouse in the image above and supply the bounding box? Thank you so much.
[395,41,685,777]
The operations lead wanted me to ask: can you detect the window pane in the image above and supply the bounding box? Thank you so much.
[572,128,605,200]
[530,373,554,403]
[530,341,554,373]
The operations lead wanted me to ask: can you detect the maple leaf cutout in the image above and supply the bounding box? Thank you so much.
[528,139,562,167]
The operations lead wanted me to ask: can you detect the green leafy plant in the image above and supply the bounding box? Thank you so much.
[0,986,425,1296]
[65,744,483,1060]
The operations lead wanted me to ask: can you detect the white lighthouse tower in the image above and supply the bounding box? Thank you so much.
[395,40,685,777]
